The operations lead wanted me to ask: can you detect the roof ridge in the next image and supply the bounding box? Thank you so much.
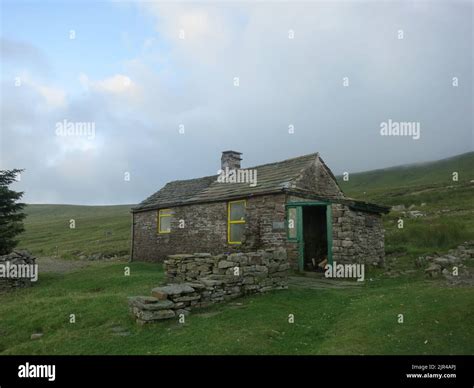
[165,174,216,185]
[242,152,318,171]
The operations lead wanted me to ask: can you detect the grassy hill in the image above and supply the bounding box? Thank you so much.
[338,151,474,257]
[338,151,474,200]
[337,152,474,215]
[17,204,133,259]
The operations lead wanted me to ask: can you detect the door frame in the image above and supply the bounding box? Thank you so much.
[286,201,333,272]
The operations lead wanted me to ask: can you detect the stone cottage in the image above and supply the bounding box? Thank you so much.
[131,151,390,271]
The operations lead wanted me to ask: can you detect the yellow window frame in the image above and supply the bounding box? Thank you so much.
[227,200,246,244]
[158,209,172,234]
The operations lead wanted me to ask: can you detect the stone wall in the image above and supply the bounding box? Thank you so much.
[0,251,37,292]
[419,241,474,285]
[284,240,299,270]
[132,193,287,262]
[293,157,345,199]
[331,204,385,265]
[128,248,288,324]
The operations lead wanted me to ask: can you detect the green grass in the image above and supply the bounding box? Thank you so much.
[17,204,133,259]
[0,262,472,355]
[338,151,474,197]
[384,216,474,256]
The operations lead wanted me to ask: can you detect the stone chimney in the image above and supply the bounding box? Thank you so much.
[221,150,242,170]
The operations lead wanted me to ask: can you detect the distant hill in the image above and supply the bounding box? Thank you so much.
[338,151,474,200]
[18,204,133,259]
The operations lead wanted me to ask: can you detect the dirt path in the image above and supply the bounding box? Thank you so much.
[36,257,91,274]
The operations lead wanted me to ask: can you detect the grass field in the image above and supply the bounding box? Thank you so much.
[0,262,472,355]
[2,151,473,355]
[16,204,132,259]
[338,151,474,197]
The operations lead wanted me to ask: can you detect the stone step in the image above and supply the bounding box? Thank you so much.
[151,283,195,299]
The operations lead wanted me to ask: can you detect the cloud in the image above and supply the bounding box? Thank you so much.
[31,82,67,110]
[79,73,136,95]
[142,3,236,65]
[1,2,472,205]
[0,37,51,75]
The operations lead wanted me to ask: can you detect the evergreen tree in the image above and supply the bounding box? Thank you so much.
[0,169,26,255]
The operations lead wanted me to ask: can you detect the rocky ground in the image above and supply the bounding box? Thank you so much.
[75,252,130,262]
[417,241,474,286]
[382,241,474,287]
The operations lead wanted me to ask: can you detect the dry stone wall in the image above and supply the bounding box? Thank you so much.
[128,248,289,324]
[0,251,37,292]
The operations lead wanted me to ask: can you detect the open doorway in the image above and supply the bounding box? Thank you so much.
[303,206,328,272]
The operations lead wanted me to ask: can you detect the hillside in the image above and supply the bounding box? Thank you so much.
[336,152,474,257]
[338,151,473,193]
[17,204,133,259]
[338,151,474,209]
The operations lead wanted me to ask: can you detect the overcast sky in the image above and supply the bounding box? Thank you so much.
[1,0,472,205]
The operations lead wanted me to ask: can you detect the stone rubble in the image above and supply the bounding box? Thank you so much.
[0,250,37,292]
[405,210,425,218]
[417,241,474,285]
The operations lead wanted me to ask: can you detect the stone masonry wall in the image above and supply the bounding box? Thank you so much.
[293,158,344,199]
[132,193,287,262]
[332,204,385,265]
[128,248,289,324]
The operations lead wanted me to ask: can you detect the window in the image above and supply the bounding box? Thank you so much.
[287,207,298,240]
[158,209,172,234]
[228,200,246,244]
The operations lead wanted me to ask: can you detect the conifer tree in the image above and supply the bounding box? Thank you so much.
[0,169,26,255]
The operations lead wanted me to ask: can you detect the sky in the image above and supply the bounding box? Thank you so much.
[0,0,472,205]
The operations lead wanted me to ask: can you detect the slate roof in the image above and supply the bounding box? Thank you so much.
[133,153,318,212]
[132,152,390,214]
